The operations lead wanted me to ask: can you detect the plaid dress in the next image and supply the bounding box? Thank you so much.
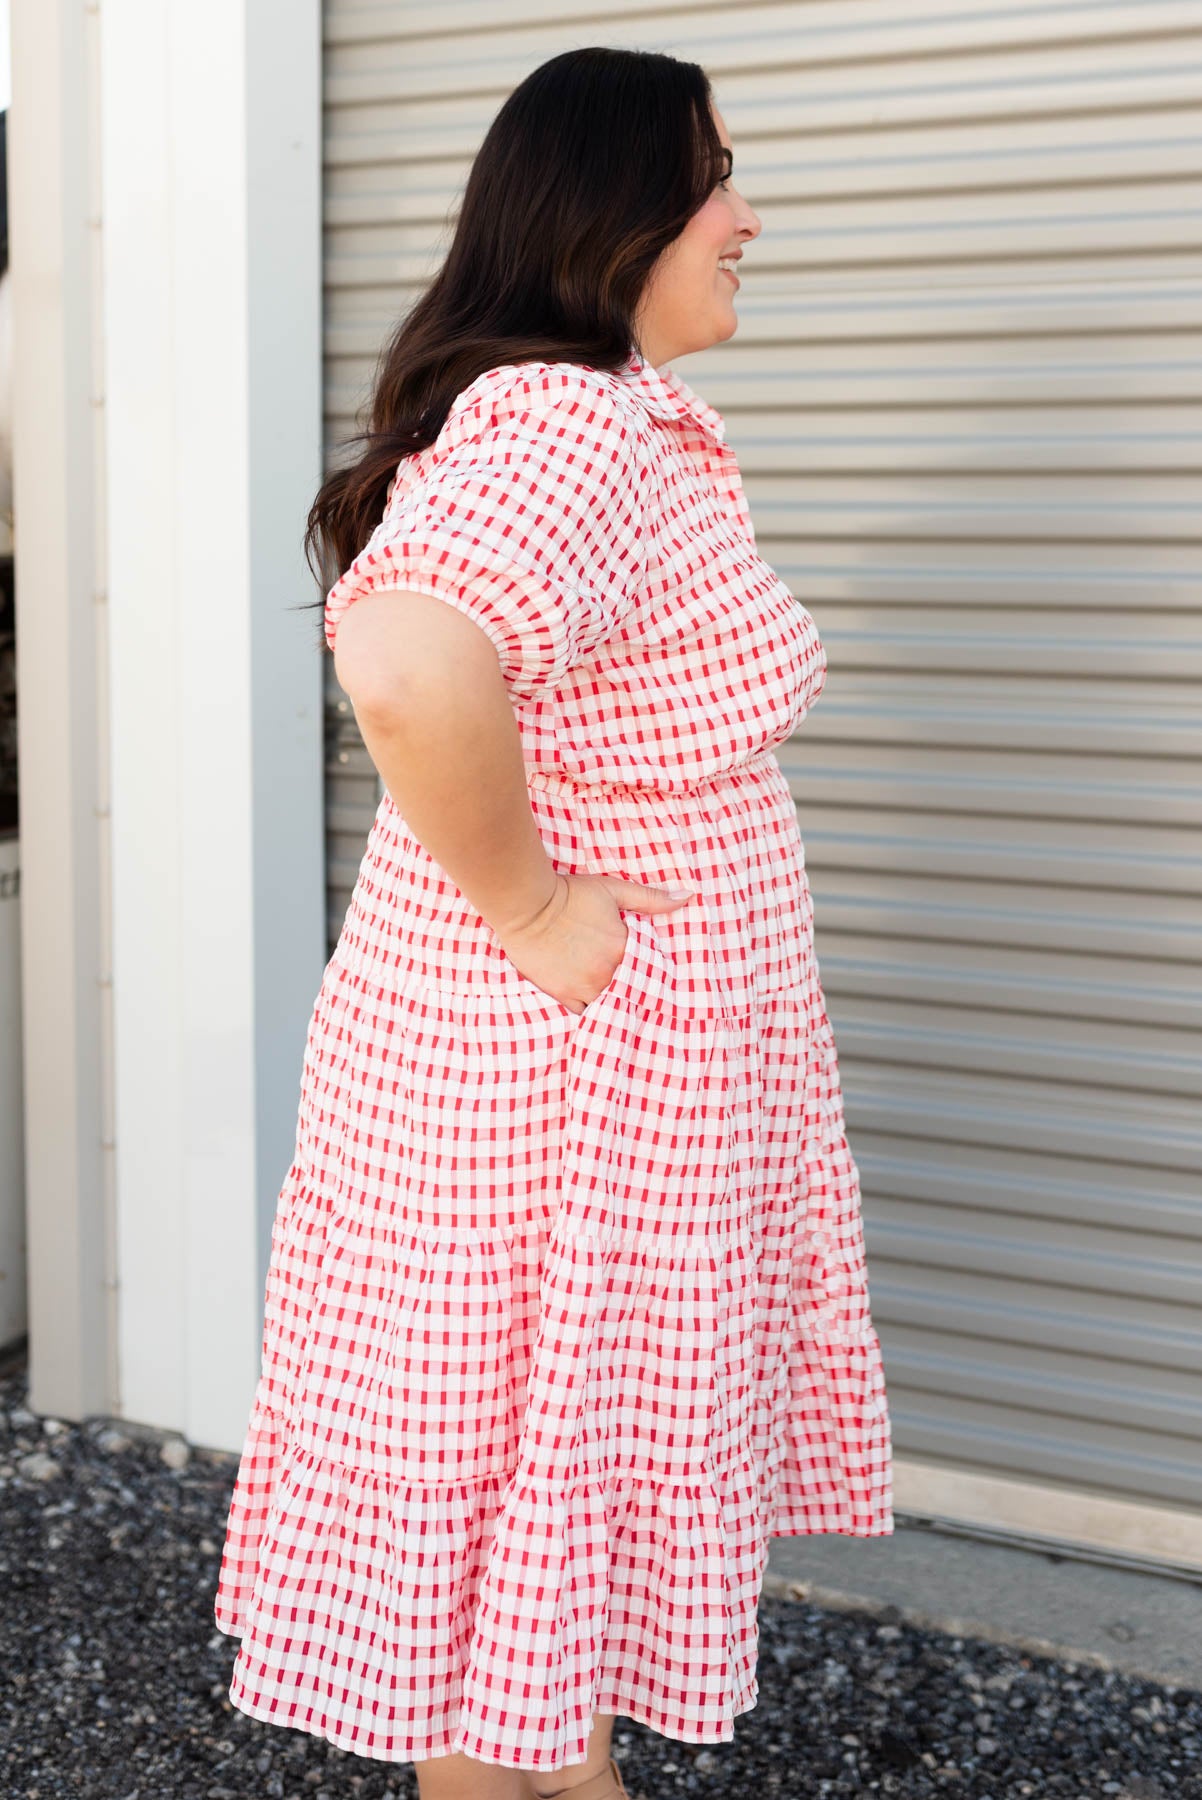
[213,349,893,1771]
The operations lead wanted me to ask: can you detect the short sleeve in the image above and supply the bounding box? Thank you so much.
[323,365,655,699]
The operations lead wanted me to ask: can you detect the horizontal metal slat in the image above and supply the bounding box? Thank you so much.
[882,1328,1201,1440]
[765,544,1202,610]
[870,1268,1201,1372]
[853,1138,1201,1238]
[667,340,1202,408]
[815,936,1202,1033]
[835,999,1201,1099]
[714,38,1202,138]
[746,481,1202,543]
[786,684,1202,753]
[840,1058,1201,1172]
[867,1200,1202,1305]
[779,742,1202,828]
[814,615,1202,680]
[328,0,709,45]
[674,279,1202,344]
[714,106,1202,202]
[886,1386,1201,1507]
[807,870,1199,962]
[741,178,1202,265]
[325,0,1202,59]
[793,807,1202,893]
[732,414,1202,474]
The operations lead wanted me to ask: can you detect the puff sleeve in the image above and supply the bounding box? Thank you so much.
[323,365,655,700]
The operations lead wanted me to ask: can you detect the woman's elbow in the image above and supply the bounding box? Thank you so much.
[333,587,502,723]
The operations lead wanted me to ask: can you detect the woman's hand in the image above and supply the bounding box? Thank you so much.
[496,872,695,1014]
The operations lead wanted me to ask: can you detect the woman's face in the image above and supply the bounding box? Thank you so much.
[634,102,762,368]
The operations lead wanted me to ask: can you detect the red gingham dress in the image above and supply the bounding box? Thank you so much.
[214,349,893,1771]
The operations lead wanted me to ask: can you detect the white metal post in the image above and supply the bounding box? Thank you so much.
[97,0,324,1451]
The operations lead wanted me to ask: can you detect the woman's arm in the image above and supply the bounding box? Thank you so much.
[334,584,560,939]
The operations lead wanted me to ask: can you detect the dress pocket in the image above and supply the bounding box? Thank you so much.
[511,906,653,1020]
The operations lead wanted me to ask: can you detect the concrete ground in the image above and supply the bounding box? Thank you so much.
[765,1523,1202,1692]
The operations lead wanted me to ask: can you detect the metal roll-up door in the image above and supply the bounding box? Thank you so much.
[322,3,1202,1538]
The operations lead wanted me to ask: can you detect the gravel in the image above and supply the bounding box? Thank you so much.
[2,1351,1200,1800]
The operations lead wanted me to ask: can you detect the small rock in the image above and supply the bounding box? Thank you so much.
[42,1417,69,1437]
[977,1737,999,1756]
[9,1406,36,1428]
[692,1751,717,1771]
[96,1427,132,1454]
[18,1451,62,1481]
[200,1536,219,1554]
[160,1436,190,1470]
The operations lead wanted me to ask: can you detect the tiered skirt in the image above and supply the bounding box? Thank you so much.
[214,751,892,1769]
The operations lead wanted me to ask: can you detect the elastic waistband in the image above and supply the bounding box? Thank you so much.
[526,748,782,802]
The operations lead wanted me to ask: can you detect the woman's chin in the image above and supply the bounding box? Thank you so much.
[713,306,740,344]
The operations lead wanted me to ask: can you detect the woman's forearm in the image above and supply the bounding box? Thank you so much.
[335,588,559,937]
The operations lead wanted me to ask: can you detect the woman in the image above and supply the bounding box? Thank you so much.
[214,45,892,1800]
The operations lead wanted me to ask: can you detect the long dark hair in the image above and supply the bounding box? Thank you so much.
[304,46,724,611]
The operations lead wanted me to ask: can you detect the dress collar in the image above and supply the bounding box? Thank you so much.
[616,347,728,447]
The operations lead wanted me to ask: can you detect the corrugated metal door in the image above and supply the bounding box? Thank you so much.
[321,2,1202,1528]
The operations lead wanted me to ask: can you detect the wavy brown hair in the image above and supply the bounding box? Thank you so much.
[303,45,725,620]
